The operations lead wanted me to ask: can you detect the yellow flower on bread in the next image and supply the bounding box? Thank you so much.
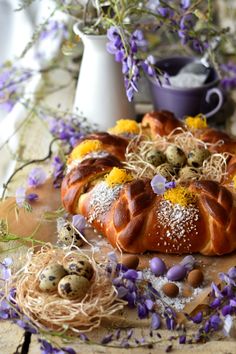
[69,139,103,161]
[109,119,139,135]
[105,167,133,187]
[185,114,207,130]
[164,186,196,207]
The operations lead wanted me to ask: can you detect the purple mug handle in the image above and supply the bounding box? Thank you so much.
[204,87,224,118]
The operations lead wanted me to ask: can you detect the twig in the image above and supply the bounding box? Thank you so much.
[1,138,59,201]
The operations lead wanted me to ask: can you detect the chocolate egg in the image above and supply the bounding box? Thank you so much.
[63,256,94,280]
[149,257,166,276]
[187,269,204,288]
[146,149,166,167]
[166,264,187,281]
[155,163,176,181]
[162,283,179,298]
[39,264,67,292]
[58,275,90,300]
[187,148,210,168]
[121,255,139,269]
[165,145,186,167]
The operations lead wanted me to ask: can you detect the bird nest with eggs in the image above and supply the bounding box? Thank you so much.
[8,245,125,334]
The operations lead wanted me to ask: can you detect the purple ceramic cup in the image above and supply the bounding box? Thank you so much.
[147,56,223,119]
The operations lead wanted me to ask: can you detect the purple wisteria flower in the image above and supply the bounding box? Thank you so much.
[0,66,32,112]
[28,167,47,187]
[181,0,190,10]
[0,258,12,281]
[142,55,156,77]
[15,187,38,207]
[221,62,236,91]
[38,338,76,354]
[72,214,86,233]
[40,20,68,41]
[48,117,84,148]
[151,312,161,330]
[151,175,176,195]
[51,156,65,188]
[106,26,149,101]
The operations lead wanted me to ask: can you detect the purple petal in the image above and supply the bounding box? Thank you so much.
[62,348,76,354]
[222,305,233,316]
[181,0,190,9]
[0,311,9,319]
[151,174,166,195]
[180,255,195,271]
[210,298,221,309]
[15,186,26,206]
[79,333,89,342]
[165,181,176,190]
[126,85,134,102]
[137,303,148,319]
[211,282,224,298]
[122,269,139,281]
[228,267,236,279]
[117,286,128,298]
[223,314,234,336]
[179,335,186,344]
[106,42,117,55]
[229,298,236,307]
[1,267,11,281]
[210,314,222,330]
[191,312,203,324]
[127,328,133,339]
[145,299,154,310]
[151,313,161,330]
[107,252,118,263]
[100,333,113,344]
[26,193,38,202]
[2,258,13,267]
[27,167,47,187]
[72,214,86,233]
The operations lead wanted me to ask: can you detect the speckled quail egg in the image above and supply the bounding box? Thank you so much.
[187,148,211,168]
[63,256,94,280]
[165,145,186,167]
[39,263,67,292]
[146,149,166,167]
[179,166,200,181]
[155,163,176,181]
[58,274,90,300]
[57,222,83,247]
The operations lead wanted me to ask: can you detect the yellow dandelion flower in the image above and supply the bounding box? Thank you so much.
[185,114,207,130]
[105,167,133,187]
[109,119,139,135]
[70,139,103,160]
[164,186,196,207]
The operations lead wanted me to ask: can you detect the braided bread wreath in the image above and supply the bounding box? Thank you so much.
[61,111,236,256]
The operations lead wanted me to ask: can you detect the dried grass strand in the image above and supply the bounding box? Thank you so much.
[124,131,228,183]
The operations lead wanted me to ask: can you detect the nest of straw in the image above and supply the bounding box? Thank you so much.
[124,130,230,183]
[10,245,125,334]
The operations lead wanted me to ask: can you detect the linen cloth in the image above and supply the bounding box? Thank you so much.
[0,0,74,194]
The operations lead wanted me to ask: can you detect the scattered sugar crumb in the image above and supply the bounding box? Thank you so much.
[88,182,122,223]
[67,151,109,173]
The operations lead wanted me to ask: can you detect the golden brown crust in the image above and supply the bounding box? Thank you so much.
[141,111,184,138]
[61,155,122,214]
[61,111,236,256]
[78,132,128,160]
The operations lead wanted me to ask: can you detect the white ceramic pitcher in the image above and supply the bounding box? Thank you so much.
[73,22,135,131]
